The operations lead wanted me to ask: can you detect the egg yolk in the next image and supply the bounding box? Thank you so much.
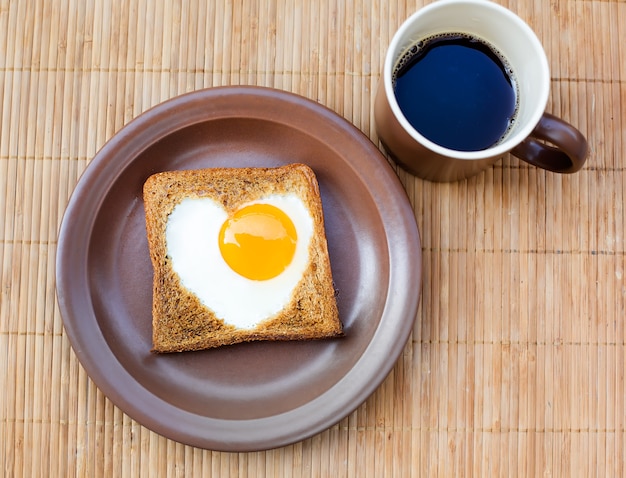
[218,203,298,280]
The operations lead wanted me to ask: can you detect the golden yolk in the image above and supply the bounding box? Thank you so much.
[219,203,298,280]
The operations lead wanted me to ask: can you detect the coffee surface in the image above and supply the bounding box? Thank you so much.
[393,34,518,151]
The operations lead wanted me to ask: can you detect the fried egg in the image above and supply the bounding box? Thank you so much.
[165,194,314,329]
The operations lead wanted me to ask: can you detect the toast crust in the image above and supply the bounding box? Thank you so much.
[143,164,342,352]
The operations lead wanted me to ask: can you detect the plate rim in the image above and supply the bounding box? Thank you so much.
[56,85,422,451]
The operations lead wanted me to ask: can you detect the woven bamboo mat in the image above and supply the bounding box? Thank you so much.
[1,0,624,475]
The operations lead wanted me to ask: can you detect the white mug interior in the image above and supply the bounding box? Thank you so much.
[384,0,550,160]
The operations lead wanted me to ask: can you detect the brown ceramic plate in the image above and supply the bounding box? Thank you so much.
[56,86,421,452]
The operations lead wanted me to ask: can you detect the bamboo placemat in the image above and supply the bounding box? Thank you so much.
[1,0,624,476]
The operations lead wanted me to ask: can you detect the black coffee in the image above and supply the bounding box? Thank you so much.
[393,33,518,151]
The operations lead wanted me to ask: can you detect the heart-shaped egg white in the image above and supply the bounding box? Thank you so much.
[165,194,314,329]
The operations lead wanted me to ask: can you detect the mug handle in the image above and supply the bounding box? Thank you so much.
[511,113,589,174]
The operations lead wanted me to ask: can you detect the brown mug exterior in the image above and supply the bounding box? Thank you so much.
[374,80,589,182]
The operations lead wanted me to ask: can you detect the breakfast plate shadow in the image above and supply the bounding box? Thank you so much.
[56,86,422,452]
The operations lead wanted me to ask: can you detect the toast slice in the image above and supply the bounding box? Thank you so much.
[143,163,342,352]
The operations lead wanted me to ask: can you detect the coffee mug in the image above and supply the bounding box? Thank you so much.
[374,0,589,182]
